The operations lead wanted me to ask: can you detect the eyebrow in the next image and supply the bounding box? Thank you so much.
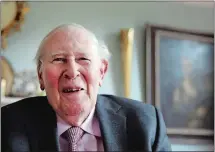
[50,51,69,58]
[50,51,90,58]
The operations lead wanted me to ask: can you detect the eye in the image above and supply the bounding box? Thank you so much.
[53,58,66,63]
[76,57,90,62]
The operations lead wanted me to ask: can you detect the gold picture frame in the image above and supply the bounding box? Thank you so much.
[1,56,14,96]
[1,1,30,49]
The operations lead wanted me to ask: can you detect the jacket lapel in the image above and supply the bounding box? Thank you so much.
[96,95,127,151]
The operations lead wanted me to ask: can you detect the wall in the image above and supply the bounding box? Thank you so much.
[1,2,214,151]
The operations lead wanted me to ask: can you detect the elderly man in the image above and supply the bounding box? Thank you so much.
[2,24,171,151]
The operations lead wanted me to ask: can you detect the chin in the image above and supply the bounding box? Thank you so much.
[56,95,94,124]
[63,106,91,126]
[62,92,89,104]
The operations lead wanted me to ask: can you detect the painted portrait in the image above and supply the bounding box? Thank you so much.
[145,24,214,136]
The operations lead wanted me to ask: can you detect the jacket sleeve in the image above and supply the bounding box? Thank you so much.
[152,107,172,152]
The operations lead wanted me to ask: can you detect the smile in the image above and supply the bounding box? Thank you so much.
[63,88,84,93]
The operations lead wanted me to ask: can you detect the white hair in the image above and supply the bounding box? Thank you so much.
[34,23,111,72]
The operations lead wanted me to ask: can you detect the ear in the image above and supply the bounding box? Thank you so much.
[99,59,108,86]
[37,69,44,90]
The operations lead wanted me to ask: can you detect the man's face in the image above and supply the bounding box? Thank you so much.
[38,28,108,126]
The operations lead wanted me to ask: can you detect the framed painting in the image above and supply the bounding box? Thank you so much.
[145,24,214,137]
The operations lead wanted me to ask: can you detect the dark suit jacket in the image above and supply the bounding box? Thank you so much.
[2,94,171,151]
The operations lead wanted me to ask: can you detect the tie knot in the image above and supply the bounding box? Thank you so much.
[61,127,84,144]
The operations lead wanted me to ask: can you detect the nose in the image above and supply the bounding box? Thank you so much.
[63,59,80,79]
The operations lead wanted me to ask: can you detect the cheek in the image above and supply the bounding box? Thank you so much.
[44,68,60,88]
[85,67,100,85]
[43,67,62,109]
[83,67,101,96]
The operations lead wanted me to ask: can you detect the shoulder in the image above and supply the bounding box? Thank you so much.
[2,96,50,116]
[98,94,157,118]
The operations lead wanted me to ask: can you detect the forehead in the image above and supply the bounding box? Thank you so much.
[41,28,99,57]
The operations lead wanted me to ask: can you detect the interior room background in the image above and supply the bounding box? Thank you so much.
[1,1,214,151]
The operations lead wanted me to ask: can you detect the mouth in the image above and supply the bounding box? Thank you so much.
[62,88,85,93]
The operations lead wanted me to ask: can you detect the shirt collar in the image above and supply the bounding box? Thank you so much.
[57,107,101,138]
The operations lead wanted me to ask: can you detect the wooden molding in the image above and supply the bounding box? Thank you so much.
[120,28,134,98]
